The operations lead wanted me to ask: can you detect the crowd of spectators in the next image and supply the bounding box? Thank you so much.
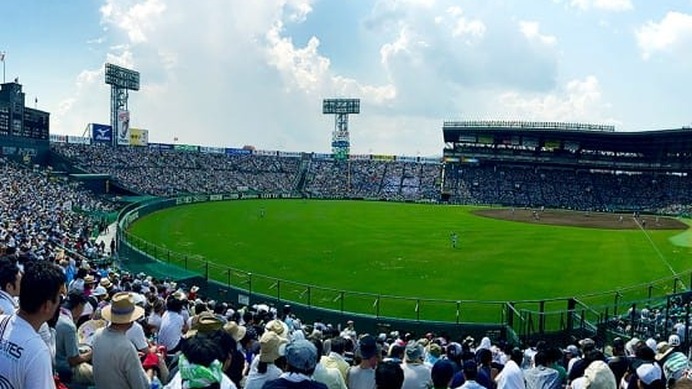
[53,144,301,197]
[52,144,443,201]
[53,143,692,215]
[2,147,692,388]
[4,252,692,389]
[444,165,692,214]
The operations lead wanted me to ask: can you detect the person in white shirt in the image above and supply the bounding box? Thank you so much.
[0,256,21,315]
[0,260,65,388]
[401,341,432,389]
[496,348,526,389]
[244,330,288,389]
[158,294,188,353]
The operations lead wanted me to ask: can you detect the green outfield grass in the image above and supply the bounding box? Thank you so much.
[127,200,692,323]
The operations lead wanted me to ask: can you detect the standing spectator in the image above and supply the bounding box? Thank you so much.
[92,292,167,388]
[0,260,65,388]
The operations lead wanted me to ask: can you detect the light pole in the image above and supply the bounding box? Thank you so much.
[1,51,6,83]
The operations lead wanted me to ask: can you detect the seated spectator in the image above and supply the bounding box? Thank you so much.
[0,260,65,388]
[55,290,94,385]
[244,330,288,389]
[164,331,237,389]
[92,292,168,388]
[262,338,328,389]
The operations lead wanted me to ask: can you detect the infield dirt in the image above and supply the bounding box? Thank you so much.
[473,208,688,230]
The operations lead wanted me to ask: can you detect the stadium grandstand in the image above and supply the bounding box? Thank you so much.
[442,120,692,215]
[5,103,692,387]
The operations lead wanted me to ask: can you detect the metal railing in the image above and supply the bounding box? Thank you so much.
[116,194,691,341]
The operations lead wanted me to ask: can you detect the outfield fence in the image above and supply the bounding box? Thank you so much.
[117,194,692,344]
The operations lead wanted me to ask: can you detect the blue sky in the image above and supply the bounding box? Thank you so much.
[2,0,691,155]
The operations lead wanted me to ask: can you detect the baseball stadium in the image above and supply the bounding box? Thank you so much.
[4,72,692,387]
[49,116,692,343]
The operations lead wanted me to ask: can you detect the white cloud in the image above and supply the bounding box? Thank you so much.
[636,11,692,59]
[519,21,557,46]
[100,0,166,44]
[445,6,486,41]
[497,76,616,125]
[569,0,633,12]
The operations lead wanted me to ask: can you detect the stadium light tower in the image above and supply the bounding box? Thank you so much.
[104,63,140,147]
[322,98,360,160]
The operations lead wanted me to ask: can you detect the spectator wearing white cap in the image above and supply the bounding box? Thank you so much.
[636,362,664,389]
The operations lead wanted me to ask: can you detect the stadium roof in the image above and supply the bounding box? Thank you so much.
[443,121,692,156]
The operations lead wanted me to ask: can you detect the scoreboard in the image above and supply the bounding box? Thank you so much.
[0,82,49,141]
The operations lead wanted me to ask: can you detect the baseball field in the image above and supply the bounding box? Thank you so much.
[127,199,692,323]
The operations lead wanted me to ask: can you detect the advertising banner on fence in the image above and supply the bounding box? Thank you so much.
[117,110,130,146]
[148,143,174,151]
[225,148,251,155]
[67,136,91,145]
[313,153,333,160]
[420,157,441,164]
[254,149,277,156]
[129,128,149,146]
[50,134,67,143]
[371,154,395,162]
[91,123,113,143]
[200,146,225,154]
[174,144,199,152]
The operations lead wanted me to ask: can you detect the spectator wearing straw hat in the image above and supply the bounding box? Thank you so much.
[244,330,288,389]
[92,292,168,389]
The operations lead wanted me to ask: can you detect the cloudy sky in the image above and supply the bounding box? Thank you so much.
[2,0,691,155]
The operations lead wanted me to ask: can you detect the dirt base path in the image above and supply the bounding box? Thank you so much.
[472,208,688,230]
